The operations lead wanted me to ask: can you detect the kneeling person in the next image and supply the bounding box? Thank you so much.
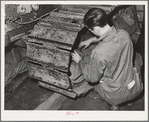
[71,8,143,110]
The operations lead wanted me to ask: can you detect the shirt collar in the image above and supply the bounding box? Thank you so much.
[96,26,117,43]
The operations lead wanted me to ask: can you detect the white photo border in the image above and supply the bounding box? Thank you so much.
[1,1,148,121]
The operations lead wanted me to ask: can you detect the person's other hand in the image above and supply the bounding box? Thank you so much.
[79,37,97,50]
[79,39,92,50]
[71,51,82,64]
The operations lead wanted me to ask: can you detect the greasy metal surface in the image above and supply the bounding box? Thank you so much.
[26,41,70,69]
[43,11,85,28]
[38,81,76,98]
[27,38,72,50]
[40,14,81,32]
[61,5,117,14]
[25,9,85,97]
[29,23,78,45]
[28,62,70,89]
[49,11,84,20]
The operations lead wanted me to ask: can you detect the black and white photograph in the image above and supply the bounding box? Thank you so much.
[1,1,148,121]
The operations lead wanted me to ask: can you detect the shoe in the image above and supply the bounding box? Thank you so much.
[109,105,119,111]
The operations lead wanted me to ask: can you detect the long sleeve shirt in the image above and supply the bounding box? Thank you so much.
[78,26,135,105]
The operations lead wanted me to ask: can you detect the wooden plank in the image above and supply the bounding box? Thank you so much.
[34,92,67,110]
[35,82,93,110]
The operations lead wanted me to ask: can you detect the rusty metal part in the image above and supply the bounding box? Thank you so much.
[38,81,77,98]
[29,23,78,46]
[26,59,68,73]
[27,62,70,89]
[49,11,84,20]
[25,41,70,69]
[39,19,81,32]
[25,9,87,97]
[27,38,72,51]
[61,5,117,14]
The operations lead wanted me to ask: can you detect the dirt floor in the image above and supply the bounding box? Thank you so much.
[5,77,144,111]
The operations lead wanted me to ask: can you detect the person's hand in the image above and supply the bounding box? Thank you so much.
[17,5,32,15]
[79,37,97,50]
[31,4,39,11]
[71,51,82,63]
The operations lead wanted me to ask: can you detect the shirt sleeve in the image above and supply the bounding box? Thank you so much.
[78,51,105,83]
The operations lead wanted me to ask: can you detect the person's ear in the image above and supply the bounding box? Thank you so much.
[93,26,100,33]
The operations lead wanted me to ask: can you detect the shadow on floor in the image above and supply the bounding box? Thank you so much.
[5,78,145,111]
[5,78,54,110]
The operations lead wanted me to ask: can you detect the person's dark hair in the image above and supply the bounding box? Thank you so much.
[84,8,109,29]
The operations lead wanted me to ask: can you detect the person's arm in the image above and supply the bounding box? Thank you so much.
[78,51,105,83]
[79,37,98,50]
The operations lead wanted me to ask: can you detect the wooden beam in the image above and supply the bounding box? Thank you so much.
[34,92,67,110]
